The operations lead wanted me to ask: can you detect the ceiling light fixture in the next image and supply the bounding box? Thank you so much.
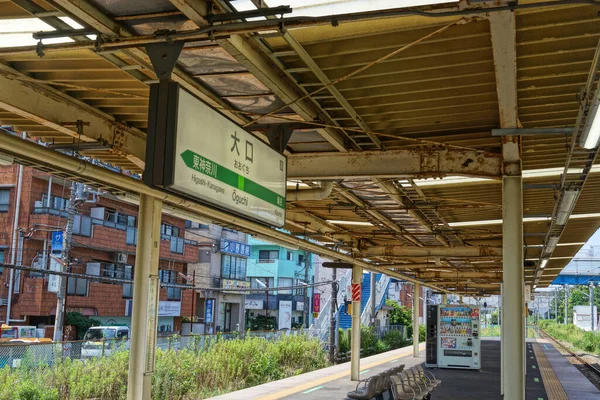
[556,189,579,225]
[326,220,373,226]
[546,236,559,253]
[581,85,600,149]
[540,259,548,269]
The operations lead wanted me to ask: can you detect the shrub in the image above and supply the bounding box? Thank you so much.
[382,329,408,349]
[0,334,328,400]
[338,328,350,354]
[360,327,379,355]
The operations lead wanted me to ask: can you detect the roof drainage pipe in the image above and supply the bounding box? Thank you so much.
[286,181,333,201]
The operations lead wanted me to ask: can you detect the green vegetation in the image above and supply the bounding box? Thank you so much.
[539,320,600,355]
[337,325,413,359]
[548,285,600,322]
[387,300,413,337]
[65,312,101,340]
[247,315,277,331]
[0,334,327,399]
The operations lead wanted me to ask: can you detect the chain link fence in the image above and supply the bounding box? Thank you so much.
[0,328,331,370]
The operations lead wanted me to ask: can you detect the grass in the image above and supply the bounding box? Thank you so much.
[539,320,600,356]
[0,334,328,400]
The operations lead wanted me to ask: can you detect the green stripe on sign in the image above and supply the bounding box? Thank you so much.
[180,150,285,209]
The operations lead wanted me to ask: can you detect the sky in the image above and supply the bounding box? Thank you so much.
[0,1,454,47]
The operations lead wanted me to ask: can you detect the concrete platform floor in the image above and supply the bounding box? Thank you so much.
[208,339,600,400]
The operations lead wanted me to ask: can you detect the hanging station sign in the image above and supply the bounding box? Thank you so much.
[145,83,287,227]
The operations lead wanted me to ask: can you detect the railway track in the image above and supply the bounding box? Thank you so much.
[539,329,600,390]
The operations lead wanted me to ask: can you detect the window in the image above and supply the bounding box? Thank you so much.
[170,237,184,254]
[41,194,69,210]
[0,189,9,212]
[0,249,4,275]
[278,277,293,294]
[72,215,92,237]
[186,220,210,229]
[117,329,129,339]
[159,269,181,301]
[221,255,247,280]
[161,223,180,237]
[127,215,137,228]
[126,227,138,245]
[298,254,305,265]
[250,277,274,289]
[122,265,133,298]
[67,276,88,296]
[258,250,278,261]
[287,251,293,261]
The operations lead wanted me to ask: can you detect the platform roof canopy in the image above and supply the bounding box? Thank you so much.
[1,0,600,295]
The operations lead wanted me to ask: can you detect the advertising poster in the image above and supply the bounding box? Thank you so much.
[278,300,292,330]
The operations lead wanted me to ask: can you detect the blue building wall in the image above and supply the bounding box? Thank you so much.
[246,237,315,326]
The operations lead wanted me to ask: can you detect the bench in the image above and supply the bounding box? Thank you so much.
[348,363,439,400]
[390,365,440,400]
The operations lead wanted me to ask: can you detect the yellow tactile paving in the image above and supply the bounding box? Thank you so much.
[533,343,568,400]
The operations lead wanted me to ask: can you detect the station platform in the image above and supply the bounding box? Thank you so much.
[208,339,600,400]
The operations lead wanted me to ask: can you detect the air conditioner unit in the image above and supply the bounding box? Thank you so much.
[34,201,43,208]
[115,252,128,264]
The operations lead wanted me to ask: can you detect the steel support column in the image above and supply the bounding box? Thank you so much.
[370,272,376,326]
[502,175,525,400]
[127,194,162,400]
[350,265,363,381]
[413,282,421,357]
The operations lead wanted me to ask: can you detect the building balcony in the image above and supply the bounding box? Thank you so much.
[30,209,200,263]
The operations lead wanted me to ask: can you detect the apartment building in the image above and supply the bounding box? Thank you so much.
[245,237,315,329]
[0,164,201,335]
[185,222,249,333]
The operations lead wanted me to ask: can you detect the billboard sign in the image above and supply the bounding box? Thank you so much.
[278,300,292,330]
[51,231,63,252]
[220,239,251,257]
[48,257,61,293]
[205,299,214,323]
[146,84,287,227]
[245,299,263,309]
[313,293,321,313]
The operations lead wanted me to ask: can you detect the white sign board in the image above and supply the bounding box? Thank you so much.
[525,285,532,303]
[278,300,292,330]
[296,301,304,311]
[48,258,61,293]
[158,301,181,317]
[245,299,264,310]
[169,88,287,226]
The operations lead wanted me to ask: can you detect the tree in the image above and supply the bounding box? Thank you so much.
[386,300,414,338]
[65,312,100,340]
[546,285,600,324]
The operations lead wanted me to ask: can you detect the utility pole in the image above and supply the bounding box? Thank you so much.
[370,272,376,327]
[555,287,558,322]
[329,267,337,364]
[564,285,569,325]
[265,279,269,330]
[53,181,77,342]
[590,283,595,331]
[304,250,309,328]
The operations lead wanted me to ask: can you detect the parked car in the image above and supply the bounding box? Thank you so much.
[81,326,130,358]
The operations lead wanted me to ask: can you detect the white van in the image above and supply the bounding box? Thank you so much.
[81,326,130,358]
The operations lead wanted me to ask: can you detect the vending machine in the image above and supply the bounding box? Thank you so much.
[425,305,481,370]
